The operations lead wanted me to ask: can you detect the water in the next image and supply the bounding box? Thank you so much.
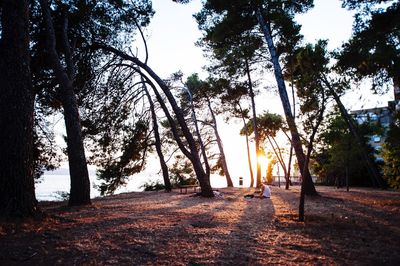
[35,168,229,201]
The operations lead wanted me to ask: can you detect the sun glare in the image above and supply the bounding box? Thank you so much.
[256,154,269,171]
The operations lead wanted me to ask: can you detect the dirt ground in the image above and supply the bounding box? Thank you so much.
[1,185,399,265]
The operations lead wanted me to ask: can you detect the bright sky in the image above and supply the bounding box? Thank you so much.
[143,0,355,76]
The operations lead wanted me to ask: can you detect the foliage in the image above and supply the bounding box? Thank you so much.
[54,191,70,201]
[240,112,285,141]
[95,120,150,195]
[168,156,196,184]
[314,110,380,186]
[266,158,277,184]
[140,180,165,191]
[337,0,400,91]
[30,0,154,181]
[33,115,63,180]
[381,123,400,189]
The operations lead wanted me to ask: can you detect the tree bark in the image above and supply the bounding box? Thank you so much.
[40,0,91,206]
[256,8,317,196]
[0,0,39,217]
[245,59,262,188]
[207,99,233,187]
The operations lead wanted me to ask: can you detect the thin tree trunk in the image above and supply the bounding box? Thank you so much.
[245,58,262,188]
[207,99,233,187]
[143,84,171,191]
[287,76,296,190]
[321,75,384,188]
[40,0,91,206]
[256,8,317,196]
[0,0,38,217]
[238,104,254,187]
[190,95,211,180]
[266,136,288,180]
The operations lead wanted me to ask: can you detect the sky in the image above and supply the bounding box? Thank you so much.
[143,0,355,75]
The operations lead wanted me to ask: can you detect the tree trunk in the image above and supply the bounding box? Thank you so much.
[267,136,288,182]
[286,79,297,190]
[238,104,254,187]
[144,85,171,191]
[245,59,262,188]
[207,99,233,187]
[0,0,39,217]
[190,96,211,181]
[256,8,317,196]
[40,0,91,206]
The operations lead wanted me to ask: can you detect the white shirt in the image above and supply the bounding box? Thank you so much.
[262,184,271,198]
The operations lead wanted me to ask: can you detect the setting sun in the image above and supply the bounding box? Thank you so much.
[257,154,269,172]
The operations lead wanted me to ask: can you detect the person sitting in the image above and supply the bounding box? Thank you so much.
[260,182,271,198]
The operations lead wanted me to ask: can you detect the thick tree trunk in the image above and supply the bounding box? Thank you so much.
[96,46,213,196]
[245,59,262,188]
[207,99,233,187]
[40,0,91,206]
[61,88,91,205]
[256,8,317,196]
[0,0,38,217]
[144,85,171,191]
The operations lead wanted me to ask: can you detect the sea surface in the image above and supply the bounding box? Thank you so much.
[35,167,229,201]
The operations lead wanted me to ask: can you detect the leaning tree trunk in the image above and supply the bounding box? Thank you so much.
[144,84,172,191]
[286,80,297,190]
[245,59,262,188]
[0,0,38,217]
[207,98,233,187]
[256,8,317,196]
[40,0,91,206]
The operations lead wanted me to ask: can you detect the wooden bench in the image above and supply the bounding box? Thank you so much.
[178,185,200,194]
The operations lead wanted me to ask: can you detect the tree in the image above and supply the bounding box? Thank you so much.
[315,109,380,187]
[220,83,257,187]
[0,0,38,217]
[194,0,317,199]
[195,8,266,188]
[39,0,91,206]
[33,0,154,204]
[92,44,214,197]
[240,112,290,187]
[185,74,234,187]
[381,122,400,189]
[338,0,399,93]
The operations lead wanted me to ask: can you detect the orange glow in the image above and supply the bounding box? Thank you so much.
[256,154,268,171]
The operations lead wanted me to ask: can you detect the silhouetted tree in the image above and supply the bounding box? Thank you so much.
[0,0,38,217]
